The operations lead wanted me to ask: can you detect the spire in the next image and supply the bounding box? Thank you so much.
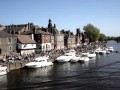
[49,19,51,23]
[48,19,52,28]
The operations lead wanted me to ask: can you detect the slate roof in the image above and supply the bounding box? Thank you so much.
[2,27,24,33]
[5,24,28,28]
[53,28,59,34]
[16,35,36,44]
[22,29,51,35]
[35,29,51,34]
[0,31,16,38]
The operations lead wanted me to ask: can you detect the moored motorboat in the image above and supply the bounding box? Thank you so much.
[99,49,106,55]
[70,55,81,62]
[79,55,90,62]
[87,50,96,58]
[0,65,7,76]
[94,48,102,54]
[56,52,75,62]
[107,47,114,52]
[106,49,111,54]
[25,56,53,68]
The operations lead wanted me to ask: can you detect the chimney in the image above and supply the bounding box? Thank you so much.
[28,22,30,31]
[31,34,34,40]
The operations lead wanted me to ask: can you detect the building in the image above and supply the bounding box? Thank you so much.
[51,34,54,50]
[47,19,64,49]
[76,28,83,47]
[54,33,64,49]
[0,31,17,55]
[61,30,76,48]
[16,35,36,55]
[26,27,52,51]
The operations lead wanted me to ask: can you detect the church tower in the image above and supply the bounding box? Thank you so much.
[48,19,52,29]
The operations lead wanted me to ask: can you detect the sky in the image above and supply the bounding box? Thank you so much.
[0,0,120,36]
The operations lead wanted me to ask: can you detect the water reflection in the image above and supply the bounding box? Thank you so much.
[6,66,54,89]
[0,75,7,89]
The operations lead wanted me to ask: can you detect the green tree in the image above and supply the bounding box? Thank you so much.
[83,24,100,42]
[99,33,106,41]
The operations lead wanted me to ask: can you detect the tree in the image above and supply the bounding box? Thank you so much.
[83,24,100,42]
[99,33,106,41]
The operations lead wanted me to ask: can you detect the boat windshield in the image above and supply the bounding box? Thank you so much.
[89,51,94,54]
[65,54,71,56]
[81,55,87,57]
[34,60,45,62]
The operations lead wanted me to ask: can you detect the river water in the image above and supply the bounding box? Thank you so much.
[1,41,120,90]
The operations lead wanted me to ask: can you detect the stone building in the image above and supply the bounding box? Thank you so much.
[47,19,64,49]
[0,31,17,55]
[61,30,76,48]
[24,27,52,51]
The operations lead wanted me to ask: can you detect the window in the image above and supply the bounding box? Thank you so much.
[9,46,12,51]
[24,44,27,47]
[8,37,12,44]
[43,46,45,50]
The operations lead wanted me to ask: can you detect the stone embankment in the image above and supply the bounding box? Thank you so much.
[0,54,59,72]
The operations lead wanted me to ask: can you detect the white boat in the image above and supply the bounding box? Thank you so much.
[79,55,90,62]
[56,52,75,62]
[0,65,7,76]
[87,51,96,58]
[106,49,111,54]
[108,47,114,52]
[99,49,106,54]
[70,55,80,62]
[25,56,53,68]
[81,52,89,56]
[94,47,106,55]
[94,48,102,54]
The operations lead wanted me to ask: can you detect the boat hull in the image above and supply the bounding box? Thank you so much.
[25,62,53,68]
[0,66,7,76]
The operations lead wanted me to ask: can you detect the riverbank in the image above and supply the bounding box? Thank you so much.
[0,42,108,71]
[0,54,60,72]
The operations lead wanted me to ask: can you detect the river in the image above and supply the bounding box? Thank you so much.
[0,41,120,90]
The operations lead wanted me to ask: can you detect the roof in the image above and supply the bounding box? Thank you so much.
[16,35,36,44]
[35,29,51,34]
[2,27,24,32]
[53,28,59,34]
[0,31,16,38]
[5,24,28,28]
[22,29,51,35]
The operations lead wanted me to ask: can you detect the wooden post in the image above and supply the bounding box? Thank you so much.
[8,62,10,71]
